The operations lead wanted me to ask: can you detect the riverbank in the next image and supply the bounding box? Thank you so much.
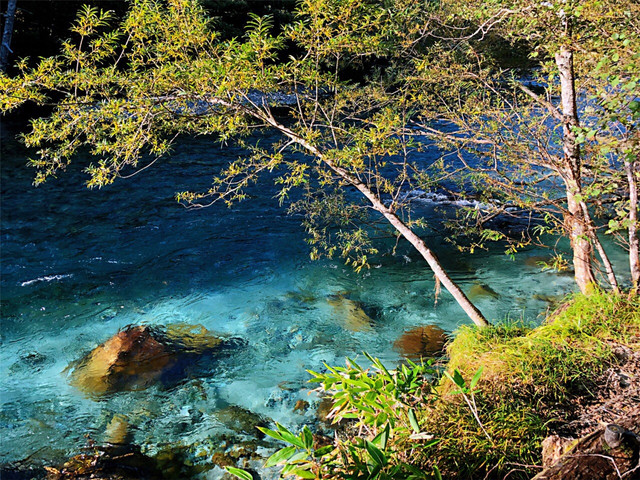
[418,290,640,479]
[252,290,640,480]
[4,291,638,479]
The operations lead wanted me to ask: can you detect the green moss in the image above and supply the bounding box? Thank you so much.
[415,291,640,479]
[273,292,638,480]
[447,291,639,396]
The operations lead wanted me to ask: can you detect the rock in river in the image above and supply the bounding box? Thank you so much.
[393,325,447,360]
[67,324,237,396]
[327,294,374,332]
[468,283,500,300]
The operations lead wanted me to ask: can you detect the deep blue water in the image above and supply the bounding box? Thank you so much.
[0,121,628,471]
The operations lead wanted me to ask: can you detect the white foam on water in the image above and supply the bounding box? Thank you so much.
[20,274,74,287]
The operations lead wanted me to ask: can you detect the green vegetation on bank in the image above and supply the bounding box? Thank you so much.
[234,292,639,479]
[421,291,639,478]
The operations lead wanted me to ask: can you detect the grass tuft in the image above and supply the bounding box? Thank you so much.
[415,291,640,479]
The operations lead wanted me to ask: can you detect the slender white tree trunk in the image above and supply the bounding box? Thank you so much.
[624,158,639,293]
[556,46,598,294]
[579,200,620,292]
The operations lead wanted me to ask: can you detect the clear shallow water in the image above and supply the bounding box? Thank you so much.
[0,123,629,468]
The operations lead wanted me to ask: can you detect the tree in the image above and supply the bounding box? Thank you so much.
[0,0,491,326]
[0,0,17,72]
[405,0,640,294]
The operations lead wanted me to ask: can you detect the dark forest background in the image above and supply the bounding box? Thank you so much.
[1,0,297,69]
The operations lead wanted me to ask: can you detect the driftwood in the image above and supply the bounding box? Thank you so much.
[533,415,640,480]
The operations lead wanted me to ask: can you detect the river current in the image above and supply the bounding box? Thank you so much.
[0,122,628,471]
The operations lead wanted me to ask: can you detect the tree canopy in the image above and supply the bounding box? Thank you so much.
[404,0,640,293]
[1,0,638,330]
[0,0,492,325]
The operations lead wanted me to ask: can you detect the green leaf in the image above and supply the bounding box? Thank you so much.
[275,423,306,448]
[372,423,390,450]
[225,466,253,480]
[434,465,443,480]
[264,446,297,468]
[375,412,388,427]
[313,445,334,457]
[257,426,284,442]
[365,441,387,467]
[425,438,440,448]
[408,408,420,433]
[288,451,311,463]
[368,463,382,478]
[364,352,393,381]
[285,467,316,479]
[469,366,483,391]
[453,370,466,388]
[302,426,314,450]
[346,356,362,370]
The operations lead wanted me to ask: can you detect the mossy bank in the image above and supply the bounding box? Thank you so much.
[245,291,639,480]
[418,291,640,479]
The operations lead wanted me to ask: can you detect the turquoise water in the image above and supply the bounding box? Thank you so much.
[0,122,628,469]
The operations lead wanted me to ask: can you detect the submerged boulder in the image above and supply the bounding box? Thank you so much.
[393,325,447,360]
[214,405,269,436]
[104,414,131,446]
[327,294,374,332]
[533,293,565,305]
[67,324,233,396]
[524,255,553,268]
[468,283,500,300]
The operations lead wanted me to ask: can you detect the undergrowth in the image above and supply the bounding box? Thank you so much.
[227,291,640,480]
[420,290,640,479]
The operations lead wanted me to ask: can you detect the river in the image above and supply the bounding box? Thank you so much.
[0,121,627,473]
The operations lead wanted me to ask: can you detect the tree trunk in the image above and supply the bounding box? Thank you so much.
[556,46,597,294]
[380,210,491,327]
[259,114,491,327]
[579,200,620,293]
[330,162,490,327]
[625,158,640,293]
[565,186,597,294]
[0,0,17,73]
